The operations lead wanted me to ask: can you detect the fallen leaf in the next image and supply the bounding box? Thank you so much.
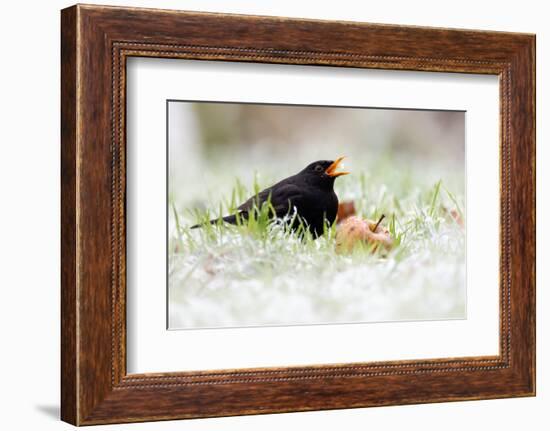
[449,208,464,227]
[337,200,356,223]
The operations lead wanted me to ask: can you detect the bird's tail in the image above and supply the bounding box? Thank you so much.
[190,214,240,229]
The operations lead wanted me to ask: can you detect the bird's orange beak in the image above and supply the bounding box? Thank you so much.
[325,156,350,177]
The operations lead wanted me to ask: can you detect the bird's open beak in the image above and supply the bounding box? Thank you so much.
[325,156,350,177]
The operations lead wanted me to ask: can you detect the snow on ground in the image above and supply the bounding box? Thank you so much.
[168,178,466,329]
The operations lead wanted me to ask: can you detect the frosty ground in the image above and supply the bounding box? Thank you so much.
[168,156,466,329]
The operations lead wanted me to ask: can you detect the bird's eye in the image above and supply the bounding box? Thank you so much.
[314,165,324,172]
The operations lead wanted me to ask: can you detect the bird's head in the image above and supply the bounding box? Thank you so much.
[300,157,350,188]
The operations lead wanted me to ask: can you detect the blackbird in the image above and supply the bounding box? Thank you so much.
[191,157,349,237]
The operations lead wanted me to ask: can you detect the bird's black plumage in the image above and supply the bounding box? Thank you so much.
[192,159,349,238]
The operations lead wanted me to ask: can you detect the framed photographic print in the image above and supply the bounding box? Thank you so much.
[61,4,536,425]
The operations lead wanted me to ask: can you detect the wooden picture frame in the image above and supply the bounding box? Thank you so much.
[61,4,535,425]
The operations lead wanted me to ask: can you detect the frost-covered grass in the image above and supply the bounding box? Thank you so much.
[168,164,466,329]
